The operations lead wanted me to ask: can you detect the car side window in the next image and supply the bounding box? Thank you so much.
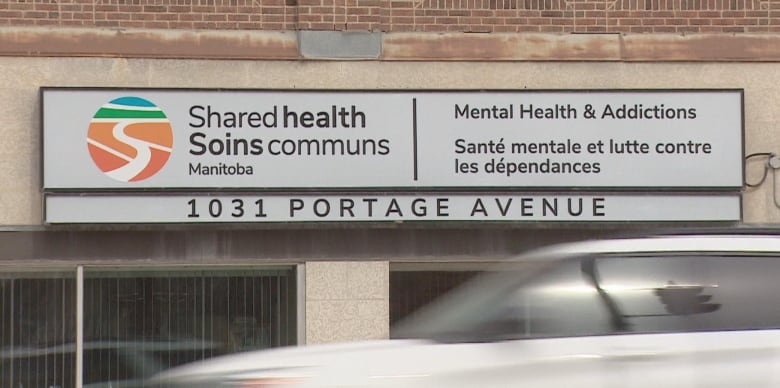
[472,258,614,340]
[472,254,780,340]
[594,254,780,334]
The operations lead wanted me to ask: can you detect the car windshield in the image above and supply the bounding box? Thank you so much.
[393,247,780,343]
[391,256,574,343]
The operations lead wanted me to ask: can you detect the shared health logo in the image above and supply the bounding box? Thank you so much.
[86,96,174,182]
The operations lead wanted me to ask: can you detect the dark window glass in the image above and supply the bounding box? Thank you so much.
[0,273,76,388]
[392,260,611,342]
[82,268,297,386]
[390,271,481,326]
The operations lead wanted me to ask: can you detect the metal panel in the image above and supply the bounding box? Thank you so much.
[41,88,744,191]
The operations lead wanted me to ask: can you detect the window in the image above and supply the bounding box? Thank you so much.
[1,267,297,388]
[0,272,76,388]
[390,270,481,326]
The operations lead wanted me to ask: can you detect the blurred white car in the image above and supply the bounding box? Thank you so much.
[149,232,780,387]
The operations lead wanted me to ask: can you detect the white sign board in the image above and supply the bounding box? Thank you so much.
[42,88,744,190]
[45,194,741,223]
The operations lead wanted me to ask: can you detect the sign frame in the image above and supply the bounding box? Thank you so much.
[41,87,746,193]
[44,192,743,224]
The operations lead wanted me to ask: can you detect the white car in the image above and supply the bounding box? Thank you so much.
[149,232,780,387]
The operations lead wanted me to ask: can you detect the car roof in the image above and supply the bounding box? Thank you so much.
[520,230,780,262]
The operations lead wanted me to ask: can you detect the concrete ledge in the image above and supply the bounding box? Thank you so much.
[382,32,623,61]
[381,32,780,62]
[0,27,299,60]
[620,34,780,62]
[3,27,780,62]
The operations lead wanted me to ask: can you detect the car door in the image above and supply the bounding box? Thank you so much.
[593,253,780,387]
[424,253,780,388]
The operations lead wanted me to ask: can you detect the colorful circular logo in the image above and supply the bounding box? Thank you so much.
[86,97,174,182]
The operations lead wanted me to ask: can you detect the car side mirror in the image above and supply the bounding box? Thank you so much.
[654,281,721,315]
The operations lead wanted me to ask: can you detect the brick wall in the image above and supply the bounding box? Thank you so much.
[0,0,778,32]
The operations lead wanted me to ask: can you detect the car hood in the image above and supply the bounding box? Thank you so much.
[148,338,512,386]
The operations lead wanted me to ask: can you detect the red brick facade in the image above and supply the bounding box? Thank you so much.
[1,0,778,33]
